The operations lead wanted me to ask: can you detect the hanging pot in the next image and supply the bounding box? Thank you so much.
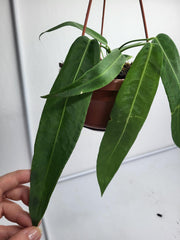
[84,78,124,131]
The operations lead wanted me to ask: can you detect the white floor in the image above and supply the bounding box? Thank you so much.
[43,147,180,240]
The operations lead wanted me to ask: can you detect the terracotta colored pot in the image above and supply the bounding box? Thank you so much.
[84,78,124,131]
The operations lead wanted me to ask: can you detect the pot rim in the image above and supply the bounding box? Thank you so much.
[98,78,124,91]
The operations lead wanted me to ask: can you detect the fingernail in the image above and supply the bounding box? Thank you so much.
[27,227,42,240]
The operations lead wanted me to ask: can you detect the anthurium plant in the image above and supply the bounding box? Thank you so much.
[29,0,180,226]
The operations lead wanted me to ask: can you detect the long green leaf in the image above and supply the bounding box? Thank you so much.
[39,21,108,46]
[97,43,163,195]
[154,34,180,147]
[42,50,131,98]
[29,36,100,226]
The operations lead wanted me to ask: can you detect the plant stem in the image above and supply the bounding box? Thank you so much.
[82,0,93,36]
[120,42,146,53]
[139,0,149,40]
[119,37,154,51]
[101,0,106,36]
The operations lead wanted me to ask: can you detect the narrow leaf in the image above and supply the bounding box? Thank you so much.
[29,36,100,225]
[39,21,108,46]
[42,50,131,98]
[97,43,163,195]
[154,34,180,147]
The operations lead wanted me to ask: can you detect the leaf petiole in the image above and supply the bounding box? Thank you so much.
[120,42,147,52]
[119,37,155,51]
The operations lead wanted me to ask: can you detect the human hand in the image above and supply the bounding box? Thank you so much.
[0,170,42,240]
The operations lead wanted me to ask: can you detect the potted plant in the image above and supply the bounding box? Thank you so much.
[29,0,180,226]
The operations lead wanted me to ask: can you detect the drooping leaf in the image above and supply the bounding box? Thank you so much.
[42,50,131,98]
[39,21,108,46]
[97,43,163,195]
[154,34,180,147]
[29,36,100,226]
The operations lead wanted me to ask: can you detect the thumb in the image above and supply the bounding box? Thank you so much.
[9,226,41,240]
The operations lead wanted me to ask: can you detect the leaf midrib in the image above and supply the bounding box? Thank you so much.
[104,44,153,166]
[39,39,91,207]
[52,51,126,97]
[77,52,125,92]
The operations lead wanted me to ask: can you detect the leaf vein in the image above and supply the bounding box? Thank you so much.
[39,39,91,205]
[106,44,153,162]
[172,104,180,116]
[155,37,180,90]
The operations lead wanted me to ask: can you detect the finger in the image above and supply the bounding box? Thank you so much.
[5,185,30,206]
[9,227,41,240]
[0,225,22,239]
[0,170,30,200]
[0,200,32,227]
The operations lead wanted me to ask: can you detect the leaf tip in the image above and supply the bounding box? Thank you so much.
[100,188,105,197]
[97,176,108,197]
[41,94,48,99]
[39,32,45,40]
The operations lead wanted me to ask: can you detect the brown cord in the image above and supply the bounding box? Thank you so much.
[82,0,93,36]
[139,0,149,40]
[101,0,106,36]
